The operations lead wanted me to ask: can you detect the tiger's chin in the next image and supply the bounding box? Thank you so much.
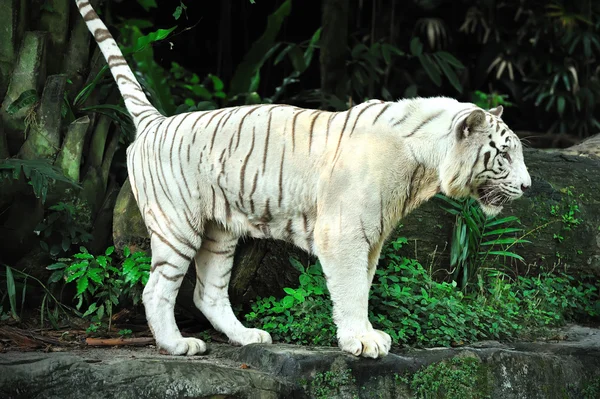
[477,201,503,217]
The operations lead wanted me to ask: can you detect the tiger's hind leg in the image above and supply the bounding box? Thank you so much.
[143,233,206,355]
[193,222,272,346]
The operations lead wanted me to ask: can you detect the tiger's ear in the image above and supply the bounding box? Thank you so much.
[488,105,503,118]
[459,109,486,138]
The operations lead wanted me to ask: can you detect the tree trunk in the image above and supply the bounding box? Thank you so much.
[319,0,349,103]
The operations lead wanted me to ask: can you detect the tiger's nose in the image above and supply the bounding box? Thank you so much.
[521,183,530,192]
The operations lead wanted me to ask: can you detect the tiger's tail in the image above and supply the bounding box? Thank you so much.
[75,0,164,133]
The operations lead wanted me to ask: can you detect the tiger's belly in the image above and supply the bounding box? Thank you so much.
[223,201,316,253]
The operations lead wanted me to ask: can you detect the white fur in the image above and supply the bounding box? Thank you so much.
[75,0,531,358]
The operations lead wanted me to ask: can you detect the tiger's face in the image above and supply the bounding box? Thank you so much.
[442,105,531,217]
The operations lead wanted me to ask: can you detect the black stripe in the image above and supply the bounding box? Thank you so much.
[373,103,392,124]
[308,110,320,154]
[262,111,273,174]
[94,29,112,43]
[278,146,285,207]
[332,108,353,164]
[239,128,256,198]
[159,271,185,282]
[206,109,228,151]
[107,55,128,67]
[149,228,192,262]
[405,110,444,137]
[235,106,261,151]
[392,112,411,127]
[77,1,91,11]
[349,103,378,137]
[291,110,307,152]
[83,9,99,21]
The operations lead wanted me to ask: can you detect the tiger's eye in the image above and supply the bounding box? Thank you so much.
[502,153,512,163]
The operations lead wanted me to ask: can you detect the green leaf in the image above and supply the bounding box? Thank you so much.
[289,258,305,273]
[418,54,441,86]
[482,227,522,236]
[481,238,531,246]
[282,296,295,309]
[209,74,224,92]
[131,26,177,53]
[410,37,423,56]
[557,96,566,117]
[6,90,38,115]
[136,0,157,12]
[123,246,131,258]
[303,28,321,68]
[48,270,64,284]
[46,262,67,270]
[434,54,462,93]
[229,0,291,95]
[82,302,98,318]
[435,51,465,69]
[6,266,19,321]
[482,251,525,261]
[485,216,520,227]
[105,246,115,256]
[76,276,89,296]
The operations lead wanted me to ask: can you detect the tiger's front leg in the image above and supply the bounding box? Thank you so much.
[314,218,392,358]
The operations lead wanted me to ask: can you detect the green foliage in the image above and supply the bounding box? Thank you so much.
[117,23,178,116]
[46,246,150,331]
[582,377,600,399]
[172,1,187,20]
[436,195,529,289]
[409,357,491,399]
[410,37,466,93]
[245,236,598,348]
[471,91,513,110]
[35,201,92,258]
[4,266,19,321]
[0,159,80,203]
[229,0,291,97]
[245,258,335,345]
[6,89,39,115]
[305,369,356,399]
[118,328,133,337]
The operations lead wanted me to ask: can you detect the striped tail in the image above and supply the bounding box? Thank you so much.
[75,0,164,133]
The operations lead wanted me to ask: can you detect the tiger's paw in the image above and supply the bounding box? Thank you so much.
[230,328,273,346]
[160,336,207,356]
[338,329,392,358]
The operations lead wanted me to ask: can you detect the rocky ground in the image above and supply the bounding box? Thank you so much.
[0,325,599,399]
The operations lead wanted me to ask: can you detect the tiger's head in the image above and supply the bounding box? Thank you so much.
[440,105,531,217]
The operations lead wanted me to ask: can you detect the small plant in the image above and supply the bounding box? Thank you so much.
[118,328,133,337]
[306,369,356,399]
[246,237,598,348]
[245,258,335,345]
[472,90,513,110]
[410,356,491,399]
[436,194,529,289]
[0,159,79,204]
[35,201,92,257]
[46,246,150,331]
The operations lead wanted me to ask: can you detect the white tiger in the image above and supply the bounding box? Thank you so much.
[75,0,531,358]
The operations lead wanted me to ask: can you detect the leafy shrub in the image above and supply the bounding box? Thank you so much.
[245,237,598,348]
[407,356,491,399]
[47,246,150,331]
[436,195,530,289]
[35,201,92,257]
[245,258,335,345]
